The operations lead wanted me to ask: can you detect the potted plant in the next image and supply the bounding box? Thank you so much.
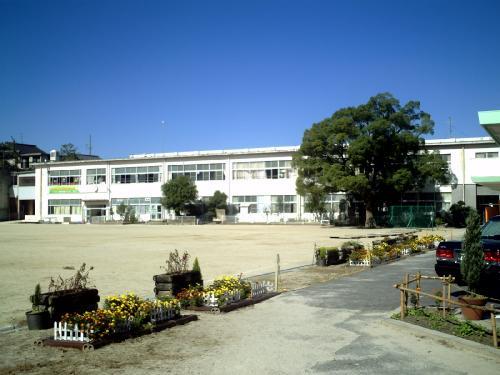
[314,247,327,266]
[154,250,203,297]
[459,210,487,320]
[26,283,51,330]
[33,263,100,322]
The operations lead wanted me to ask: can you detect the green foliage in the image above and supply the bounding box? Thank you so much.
[206,190,228,215]
[59,143,79,161]
[192,257,201,276]
[162,249,190,274]
[444,201,473,228]
[31,283,42,311]
[305,185,327,221]
[341,241,363,250]
[161,176,198,215]
[315,246,339,260]
[0,141,21,172]
[293,93,450,227]
[461,210,484,293]
[116,202,127,219]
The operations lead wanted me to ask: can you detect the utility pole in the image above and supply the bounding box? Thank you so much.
[87,135,92,155]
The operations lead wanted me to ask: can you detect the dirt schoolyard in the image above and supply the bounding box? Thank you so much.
[0,222,461,328]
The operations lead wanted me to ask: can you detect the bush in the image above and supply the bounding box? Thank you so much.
[444,201,473,228]
[461,210,484,293]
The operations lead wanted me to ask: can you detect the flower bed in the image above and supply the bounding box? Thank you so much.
[36,292,197,350]
[179,276,279,313]
[347,234,445,267]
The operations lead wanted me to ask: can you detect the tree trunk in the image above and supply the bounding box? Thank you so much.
[365,202,376,228]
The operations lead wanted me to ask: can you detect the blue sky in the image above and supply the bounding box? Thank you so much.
[1,0,499,158]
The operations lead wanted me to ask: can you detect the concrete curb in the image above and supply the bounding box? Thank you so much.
[381,316,500,360]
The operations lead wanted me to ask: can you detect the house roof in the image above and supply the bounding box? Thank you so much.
[3,142,48,156]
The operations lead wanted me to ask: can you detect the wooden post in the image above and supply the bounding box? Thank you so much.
[442,279,447,317]
[403,273,409,315]
[447,275,451,303]
[400,282,405,319]
[275,254,280,292]
[491,304,498,348]
[415,271,421,307]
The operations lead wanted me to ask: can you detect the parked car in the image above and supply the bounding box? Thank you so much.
[435,215,500,285]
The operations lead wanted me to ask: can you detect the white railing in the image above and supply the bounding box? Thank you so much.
[251,281,275,298]
[203,289,242,307]
[349,259,371,267]
[149,305,179,323]
[54,322,92,342]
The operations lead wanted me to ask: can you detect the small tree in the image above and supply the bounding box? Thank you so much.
[161,175,198,216]
[192,257,202,279]
[206,190,228,215]
[59,143,79,161]
[460,210,484,294]
[304,186,327,222]
[116,202,127,220]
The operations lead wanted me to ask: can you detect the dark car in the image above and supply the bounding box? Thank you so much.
[435,215,500,285]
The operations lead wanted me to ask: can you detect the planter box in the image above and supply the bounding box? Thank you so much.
[184,292,281,313]
[35,314,198,351]
[153,271,203,297]
[32,289,100,322]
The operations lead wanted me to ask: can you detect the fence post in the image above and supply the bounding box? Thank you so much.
[403,273,409,315]
[400,279,405,319]
[491,304,498,348]
[416,271,421,307]
[442,278,447,317]
[275,254,280,292]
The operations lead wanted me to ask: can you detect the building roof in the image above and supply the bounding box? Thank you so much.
[3,142,48,156]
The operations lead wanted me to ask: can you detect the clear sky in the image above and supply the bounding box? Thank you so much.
[1,0,499,158]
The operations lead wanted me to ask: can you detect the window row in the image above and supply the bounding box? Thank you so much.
[169,163,225,181]
[49,170,81,186]
[475,152,498,159]
[112,166,161,184]
[48,199,82,215]
[111,197,162,219]
[231,195,296,214]
[232,160,292,180]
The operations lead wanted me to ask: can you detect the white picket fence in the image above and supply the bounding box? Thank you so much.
[203,289,242,308]
[54,322,92,342]
[349,259,371,267]
[150,305,179,323]
[251,281,275,297]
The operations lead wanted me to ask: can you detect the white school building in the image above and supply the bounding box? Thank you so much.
[29,134,500,224]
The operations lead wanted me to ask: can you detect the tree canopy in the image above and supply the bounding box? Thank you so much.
[161,176,198,216]
[59,143,79,161]
[206,190,228,214]
[293,92,450,227]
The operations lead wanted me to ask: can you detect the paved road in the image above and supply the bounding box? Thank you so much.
[161,251,500,375]
[6,251,498,374]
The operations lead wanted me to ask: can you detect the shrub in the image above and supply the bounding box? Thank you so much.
[461,210,484,293]
[48,263,94,292]
[162,249,190,274]
[349,249,369,261]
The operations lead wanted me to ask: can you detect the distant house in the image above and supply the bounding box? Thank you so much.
[0,142,99,220]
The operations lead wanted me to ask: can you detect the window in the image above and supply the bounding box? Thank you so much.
[18,176,35,186]
[168,163,225,181]
[232,160,292,180]
[49,170,81,185]
[475,152,498,159]
[271,195,296,213]
[440,154,451,163]
[112,166,161,184]
[48,199,82,215]
[86,168,106,184]
[111,197,162,220]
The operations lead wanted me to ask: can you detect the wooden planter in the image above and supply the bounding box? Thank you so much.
[153,271,203,297]
[32,289,100,322]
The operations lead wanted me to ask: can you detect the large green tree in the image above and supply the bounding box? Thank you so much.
[161,175,198,216]
[206,190,228,215]
[293,93,450,227]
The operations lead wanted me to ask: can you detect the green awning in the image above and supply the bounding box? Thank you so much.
[471,176,500,191]
[478,110,500,145]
